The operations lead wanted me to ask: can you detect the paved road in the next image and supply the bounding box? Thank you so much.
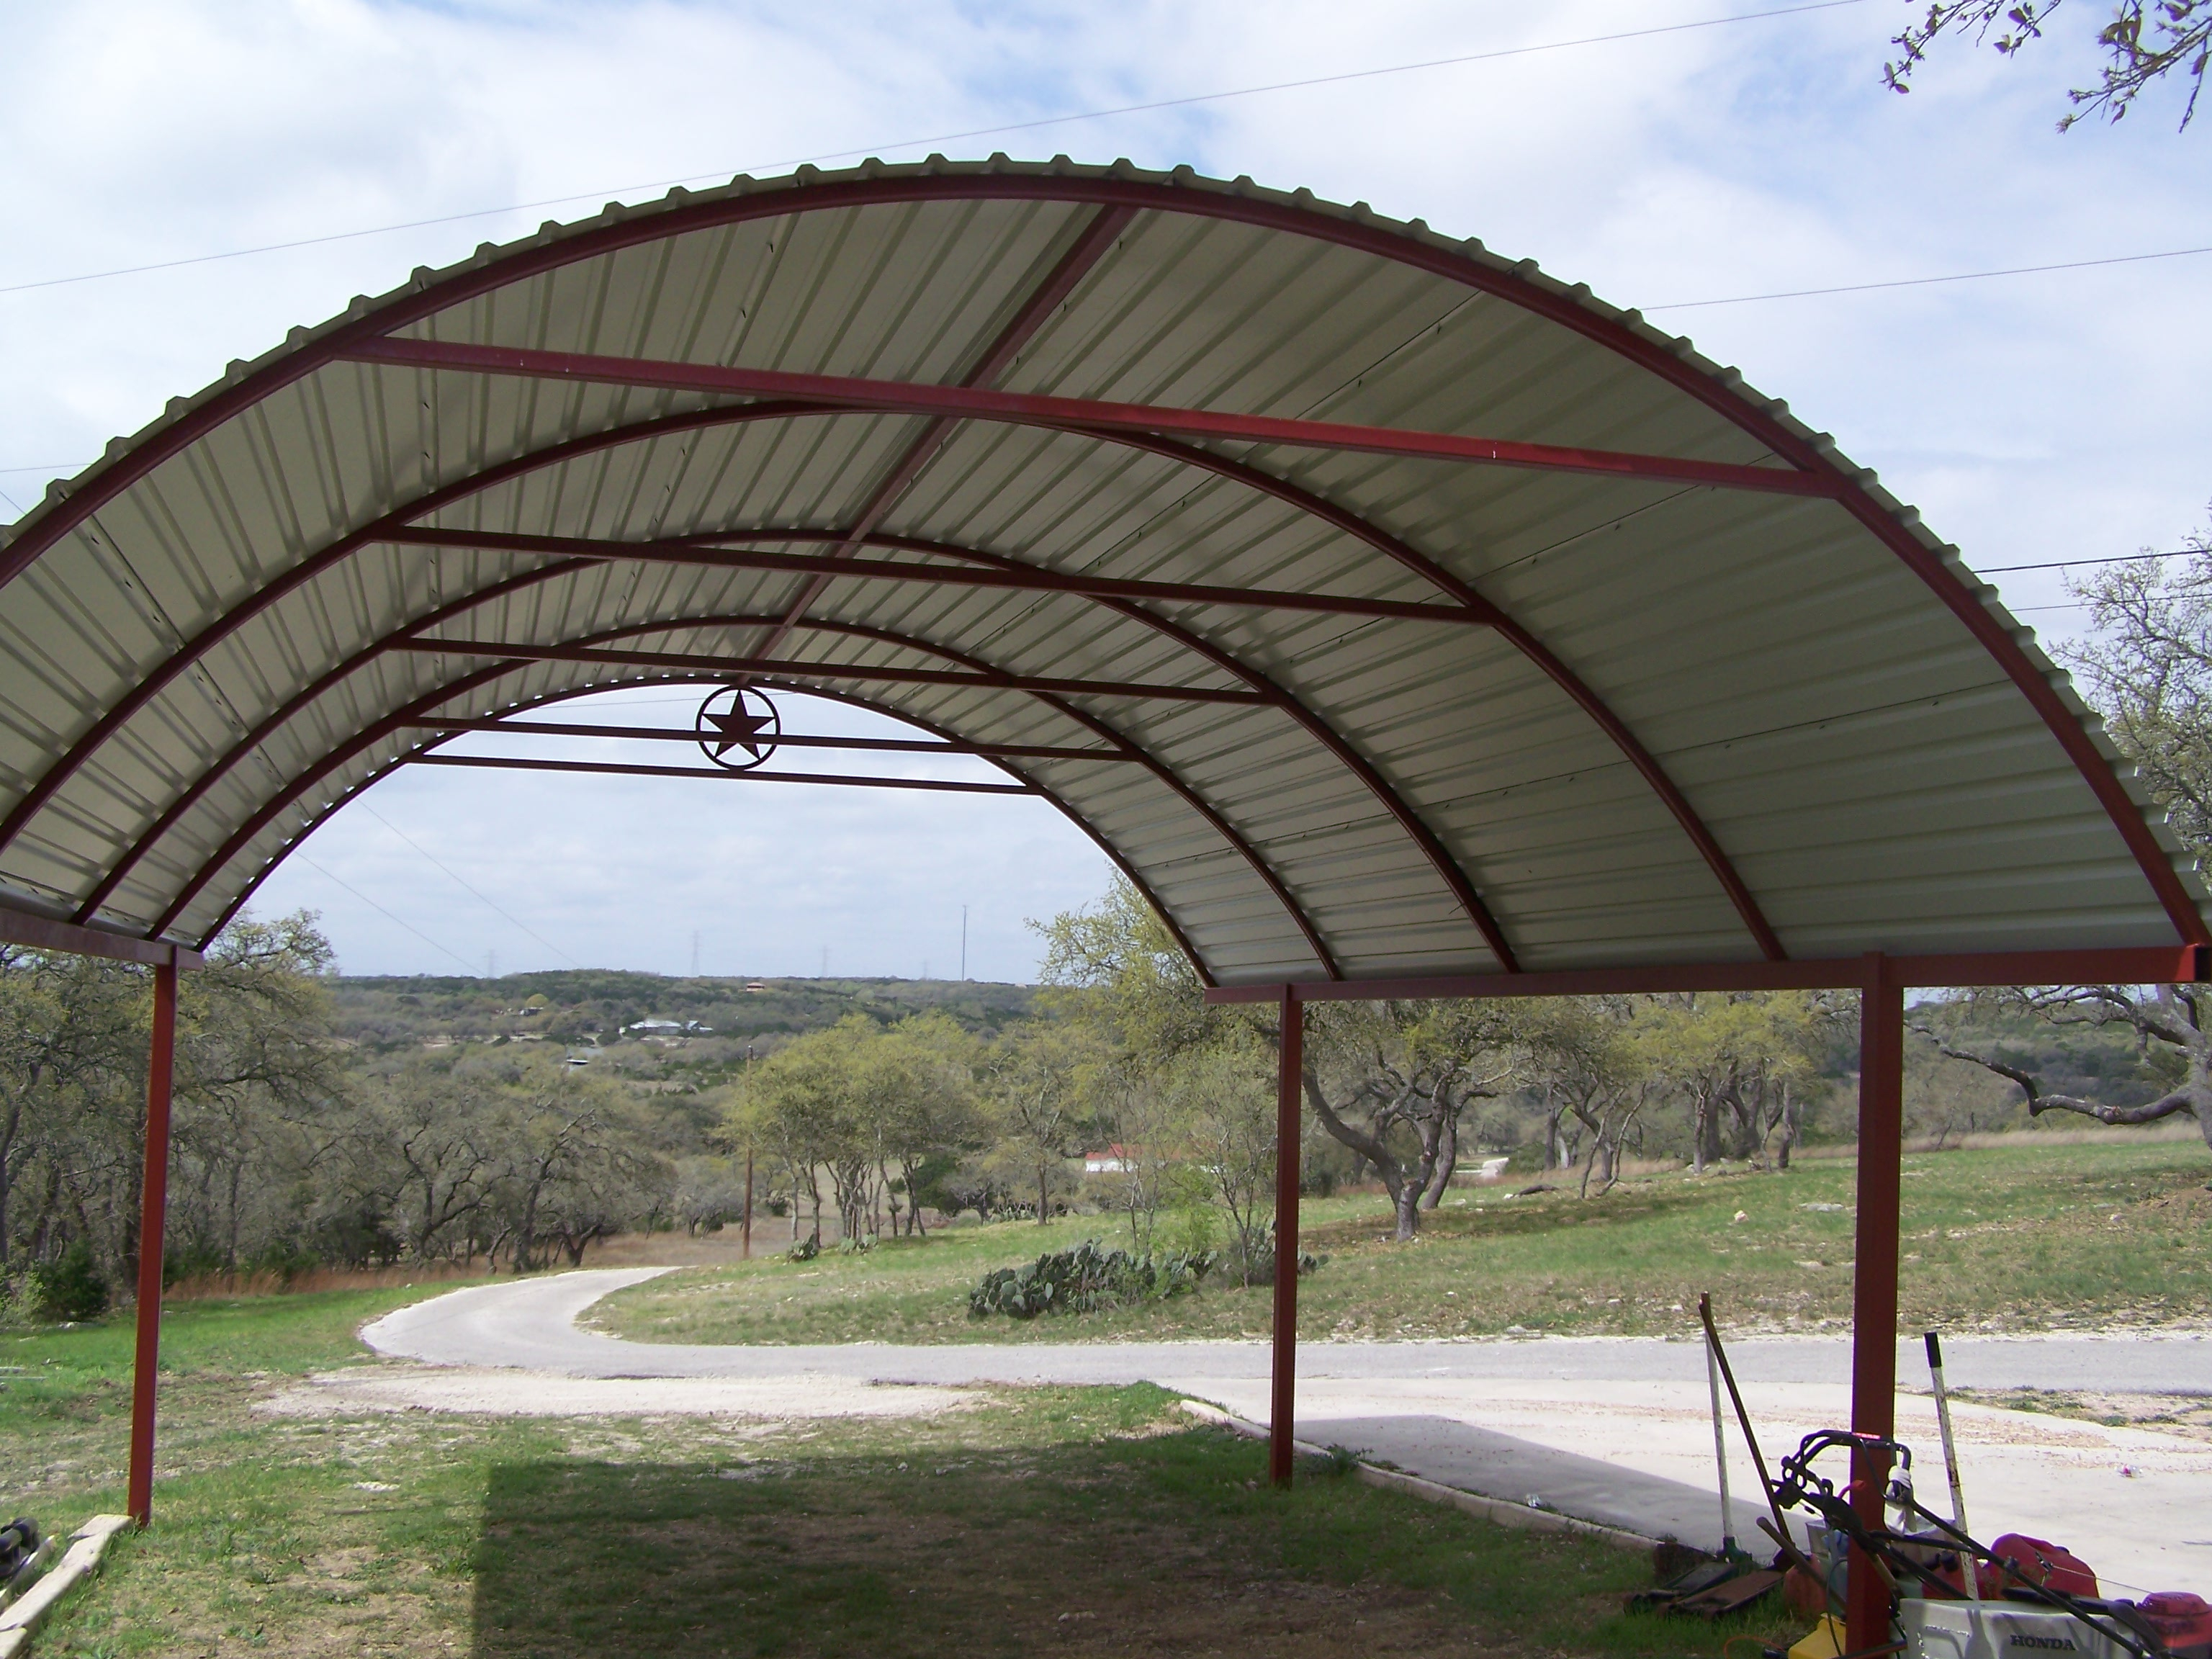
[359,1272,2212,1590]
[364,1267,2212,1393]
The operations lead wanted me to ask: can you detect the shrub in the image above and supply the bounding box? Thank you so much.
[1224,1244,1326,1288]
[968,1239,1217,1320]
[30,1241,109,1322]
[785,1236,820,1263]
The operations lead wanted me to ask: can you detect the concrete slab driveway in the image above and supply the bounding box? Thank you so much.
[361,1269,2212,1593]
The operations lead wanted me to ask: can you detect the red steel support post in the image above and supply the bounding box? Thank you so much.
[1848,953,1905,1655]
[1269,984,1304,1487]
[128,953,179,1528]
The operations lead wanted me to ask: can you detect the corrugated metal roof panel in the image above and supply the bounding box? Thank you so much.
[0,159,2197,984]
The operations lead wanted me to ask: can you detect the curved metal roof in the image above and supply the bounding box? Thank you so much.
[0,156,2202,986]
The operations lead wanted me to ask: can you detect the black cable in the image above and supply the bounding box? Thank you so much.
[0,2,1874,298]
[1645,243,2212,311]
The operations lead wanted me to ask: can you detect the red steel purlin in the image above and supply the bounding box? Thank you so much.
[408,716,1138,761]
[413,754,1035,794]
[32,402,1751,972]
[387,637,1276,703]
[343,333,1833,499]
[378,523,1493,624]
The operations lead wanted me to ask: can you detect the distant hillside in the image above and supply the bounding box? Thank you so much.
[326,971,1041,1072]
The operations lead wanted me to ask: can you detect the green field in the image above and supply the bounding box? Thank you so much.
[597,1140,2212,1346]
[3,1291,1784,1658]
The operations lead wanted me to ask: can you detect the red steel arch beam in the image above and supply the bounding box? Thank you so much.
[0,385,1476,874]
[17,403,1514,970]
[145,611,1342,976]
[68,559,598,923]
[23,392,1727,968]
[408,614,1346,977]
[0,400,824,860]
[199,673,1221,985]
[1094,431,1789,963]
[790,531,1526,971]
[1,169,2195,942]
[369,413,1779,960]
[382,523,1519,966]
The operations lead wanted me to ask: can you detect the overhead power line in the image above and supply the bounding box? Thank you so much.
[293,853,482,974]
[1978,549,2185,574]
[0,1,1866,299]
[359,803,585,968]
[1644,243,2212,311]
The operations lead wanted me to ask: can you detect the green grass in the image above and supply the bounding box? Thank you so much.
[597,1139,2212,1346]
[4,1291,1789,1658]
[7,1137,2203,1653]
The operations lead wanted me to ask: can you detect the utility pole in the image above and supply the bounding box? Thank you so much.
[960,905,968,981]
[485,949,496,981]
[742,1143,755,1261]
[741,1044,757,1261]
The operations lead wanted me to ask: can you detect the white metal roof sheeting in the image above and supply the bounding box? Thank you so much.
[0,156,2200,986]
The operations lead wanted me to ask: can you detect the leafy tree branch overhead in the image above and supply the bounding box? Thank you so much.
[1884,1,2211,128]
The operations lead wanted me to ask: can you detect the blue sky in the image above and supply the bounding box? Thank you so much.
[3,1,2206,979]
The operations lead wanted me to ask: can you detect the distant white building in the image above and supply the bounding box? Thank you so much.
[1084,1145,1138,1174]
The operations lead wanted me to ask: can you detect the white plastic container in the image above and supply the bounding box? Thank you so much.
[1900,1597,2134,1659]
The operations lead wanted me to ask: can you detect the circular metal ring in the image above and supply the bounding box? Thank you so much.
[694,685,782,771]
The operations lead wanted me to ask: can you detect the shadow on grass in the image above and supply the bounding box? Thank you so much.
[469,1416,1794,1659]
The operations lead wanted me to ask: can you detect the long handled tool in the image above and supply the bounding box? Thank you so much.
[1698,1295,1822,1586]
[1706,1319,1740,1557]
[1923,1331,1979,1602]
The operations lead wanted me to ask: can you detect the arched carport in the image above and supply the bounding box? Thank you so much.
[1,158,2203,1652]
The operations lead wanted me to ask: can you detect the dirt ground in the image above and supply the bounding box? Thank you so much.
[1952,1387,2212,1444]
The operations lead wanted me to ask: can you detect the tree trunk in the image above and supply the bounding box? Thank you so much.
[1301,1064,1421,1241]
[1419,1112,1456,1210]
[1037,1161,1050,1226]
[1393,1180,1419,1242]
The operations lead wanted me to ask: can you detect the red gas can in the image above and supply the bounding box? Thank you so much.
[1982,1534,2100,1601]
[2134,1591,2212,1659]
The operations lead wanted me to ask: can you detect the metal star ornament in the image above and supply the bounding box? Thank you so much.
[693,685,781,770]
